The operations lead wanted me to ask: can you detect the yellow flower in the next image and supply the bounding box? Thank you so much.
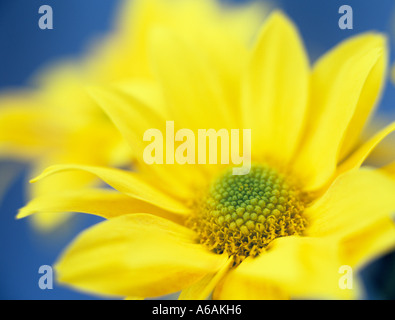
[18,10,395,299]
[0,60,133,232]
[0,0,265,231]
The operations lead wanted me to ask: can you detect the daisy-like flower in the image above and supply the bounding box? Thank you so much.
[0,73,130,231]
[0,0,265,231]
[18,11,395,299]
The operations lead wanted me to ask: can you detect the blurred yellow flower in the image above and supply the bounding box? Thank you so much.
[0,65,129,231]
[18,10,395,299]
[0,0,266,231]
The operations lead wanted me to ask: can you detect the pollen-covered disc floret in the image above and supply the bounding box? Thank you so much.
[188,165,308,265]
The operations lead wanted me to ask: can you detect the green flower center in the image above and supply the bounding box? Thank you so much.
[188,165,308,266]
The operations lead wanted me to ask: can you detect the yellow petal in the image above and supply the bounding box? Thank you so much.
[87,85,206,197]
[306,168,395,238]
[104,0,266,83]
[17,188,188,224]
[0,95,68,158]
[149,27,235,130]
[28,122,126,198]
[340,216,395,269]
[30,164,190,215]
[87,85,167,156]
[114,79,166,117]
[242,11,309,165]
[55,213,227,298]
[362,115,395,167]
[338,41,387,161]
[294,33,387,190]
[381,161,395,178]
[336,121,395,176]
[27,159,101,232]
[217,236,357,299]
[124,296,144,300]
[179,257,232,300]
[213,270,289,300]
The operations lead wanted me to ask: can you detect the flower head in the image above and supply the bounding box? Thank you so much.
[1,0,265,231]
[18,5,395,299]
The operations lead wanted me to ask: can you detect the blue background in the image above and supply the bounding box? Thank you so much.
[1,0,395,299]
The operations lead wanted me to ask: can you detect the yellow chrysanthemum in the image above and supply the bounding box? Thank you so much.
[0,0,266,231]
[18,10,395,299]
[0,78,129,231]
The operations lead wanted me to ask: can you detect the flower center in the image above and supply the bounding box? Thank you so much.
[187,164,308,266]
